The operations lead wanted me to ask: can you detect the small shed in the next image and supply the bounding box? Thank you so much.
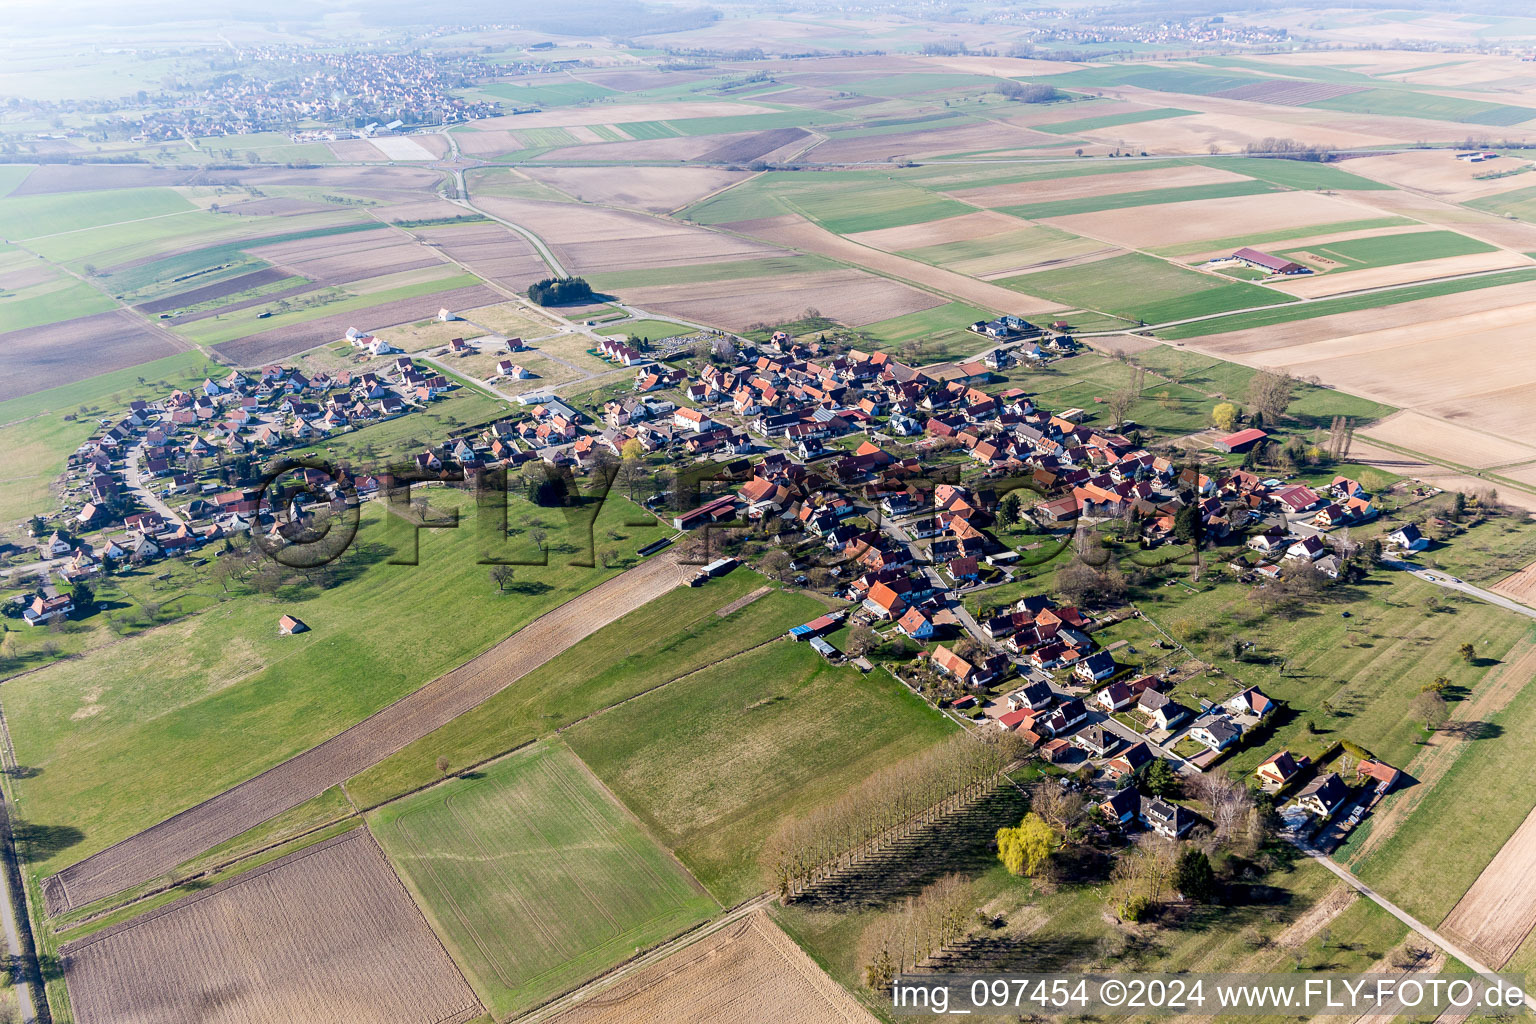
[278,614,309,635]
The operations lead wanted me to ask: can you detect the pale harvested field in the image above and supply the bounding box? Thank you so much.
[728,213,1064,316]
[462,301,563,339]
[619,267,945,330]
[375,198,467,223]
[471,101,780,131]
[376,317,492,354]
[536,135,725,164]
[1268,250,1535,298]
[1078,107,1397,152]
[61,830,481,1024]
[248,228,449,286]
[998,99,1145,128]
[1187,293,1536,449]
[1493,561,1536,605]
[43,550,687,915]
[1441,804,1536,966]
[372,137,440,162]
[548,911,878,1024]
[413,134,451,159]
[922,53,1088,77]
[1364,411,1536,470]
[329,138,388,161]
[952,163,1247,208]
[1343,151,1536,203]
[805,120,1059,164]
[523,166,750,213]
[1046,190,1380,248]
[454,129,525,157]
[417,222,548,291]
[565,125,604,144]
[846,210,1036,251]
[1346,439,1536,514]
[476,196,785,273]
[523,330,614,373]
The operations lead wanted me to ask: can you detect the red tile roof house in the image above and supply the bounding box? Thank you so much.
[278,614,309,635]
[1255,749,1307,791]
[862,581,908,620]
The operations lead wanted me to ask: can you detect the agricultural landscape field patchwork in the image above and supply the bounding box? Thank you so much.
[6,18,1536,1024]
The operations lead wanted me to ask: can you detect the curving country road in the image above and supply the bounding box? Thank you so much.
[1383,558,1536,621]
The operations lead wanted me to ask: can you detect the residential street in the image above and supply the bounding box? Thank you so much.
[124,440,186,527]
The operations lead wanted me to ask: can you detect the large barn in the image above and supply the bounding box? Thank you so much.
[1232,247,1310,275]
[1214,427,1269,453]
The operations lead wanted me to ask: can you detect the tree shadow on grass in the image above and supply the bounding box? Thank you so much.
[11,821,84,861]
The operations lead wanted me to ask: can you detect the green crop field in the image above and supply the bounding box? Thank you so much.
[669,109,847,137]
[777,179,973,235]
[1000,251,1291,323]
[345,578,824,807]
[614,119,681,139]
[515,126,579,148]
[594,318,692,340]
[1280,229,1495,270]
[0,187,193,239]
[3,491,665,882]
[1157,266,1536,338]
[0,275,115,331]
[1198,157,1395,192]
[997,180,1281,221]
[564,641,955,904]
[483,80,619,106]
[371,741,717,1019]
[1035,106,1197,135]
[589,254,834,291]
[1150,217,1417,258]
[1306,87,1536,126]
[1045,64,1264,96]
[1348,629,1536,926]
[897,222,1106,276]
[0,165,33,197]
[1467,184,1536,221]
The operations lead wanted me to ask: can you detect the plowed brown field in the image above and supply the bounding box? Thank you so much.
[548,911,877,1024]
[62,829,482,1024]
[44,550,686,915]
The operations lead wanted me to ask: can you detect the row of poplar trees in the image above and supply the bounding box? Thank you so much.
[763,731,1025,900]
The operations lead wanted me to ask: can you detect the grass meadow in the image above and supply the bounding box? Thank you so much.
[344,576,824,806]
[1001,251,1291,324]
[4,490,664,882]
[372,741,717,1019]
[565,640,956,905]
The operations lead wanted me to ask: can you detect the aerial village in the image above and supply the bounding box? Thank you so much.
[13,311,1447,852]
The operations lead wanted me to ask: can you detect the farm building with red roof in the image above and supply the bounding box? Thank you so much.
[1214,427,1268,453]
[1232,247,1310,275]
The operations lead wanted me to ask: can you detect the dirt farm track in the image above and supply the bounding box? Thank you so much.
[43,548,687,916]
[61,830,482,1024]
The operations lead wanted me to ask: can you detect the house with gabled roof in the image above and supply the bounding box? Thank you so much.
[1104,741,1154,780]
[897,606,935,641]
[1189,715,1242,752]
[1141,797,1197,838]
[1255,749,1305,791]
[1295,772,1350,820]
